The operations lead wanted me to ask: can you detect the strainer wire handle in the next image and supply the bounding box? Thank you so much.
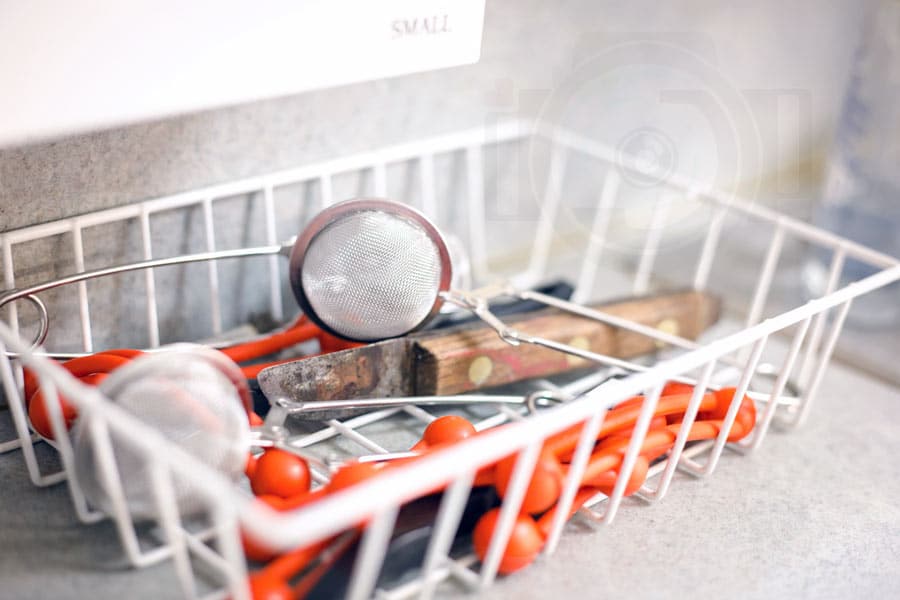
[514,288,800,390]
[0,242,292,355]
[441,285,800,404]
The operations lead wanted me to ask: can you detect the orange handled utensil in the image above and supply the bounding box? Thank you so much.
[24,350,142,439]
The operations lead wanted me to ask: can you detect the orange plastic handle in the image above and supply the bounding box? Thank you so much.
[246,529,361,600]
[543,391,718,459]
[247,536,333,600]
[221,316,320,363]
[493,388,755,514]
[23,350,140,440]
[23,351,135,404]
[474,391,758,575]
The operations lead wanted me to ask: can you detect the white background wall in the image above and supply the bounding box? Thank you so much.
[0,0,866,232]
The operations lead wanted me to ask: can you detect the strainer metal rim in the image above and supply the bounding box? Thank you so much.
[288,198,453,342]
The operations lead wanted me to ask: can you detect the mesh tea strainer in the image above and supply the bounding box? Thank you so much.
[73,345,252,518]
[288,199,452,342]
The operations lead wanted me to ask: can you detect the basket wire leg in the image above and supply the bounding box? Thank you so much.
[735,315,812,452]
[417,471,476,599]
[778,298,853,430]
[262,184,285,323]
[738,222,786,363]
[0,241,31,447]
[319,173,334,209]
[637,360,717,503]
[572,170,620,305]
[149,461,197,599]
[177,526,241,599]
[138,205,162,348]
[70,223,94,353]
[0,340,66,485]
[465,145,489,283]
[346,505,400,600]
[214,505,250,600]
[542,406,607,555]
[632,191,674,296]
[526,144,567,284]
[692,202,728,291]
[201,198,223,336]
[373,162,388,197]
[478,440,542,588]
[796,246,846,388]
[0,429,35,453]
[679,335,767,477]
[38,378,105,522]
[88,417,172,567]
[2,236,19,340]
[580,383,664,525]
[419,153,438,220]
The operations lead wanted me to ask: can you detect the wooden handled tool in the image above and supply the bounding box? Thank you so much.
[256,290,720,406]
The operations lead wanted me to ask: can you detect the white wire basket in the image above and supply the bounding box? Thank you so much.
[1,120,899,600]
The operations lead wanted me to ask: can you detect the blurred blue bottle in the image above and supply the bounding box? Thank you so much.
[803,0,900,328]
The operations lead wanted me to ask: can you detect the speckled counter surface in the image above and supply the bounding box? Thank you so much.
[1,350,898,600]
[476,359,900,600]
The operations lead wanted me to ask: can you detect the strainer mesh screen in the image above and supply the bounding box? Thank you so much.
[301,210,443,340]
[74,358,248,518]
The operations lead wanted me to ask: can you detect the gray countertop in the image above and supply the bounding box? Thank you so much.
[478,357,900,600]
[1,350,898,599]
